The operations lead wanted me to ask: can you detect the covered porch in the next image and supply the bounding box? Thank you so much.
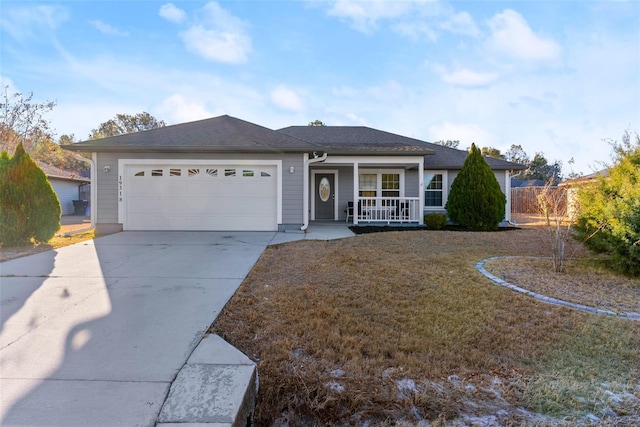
[306,154,425,226]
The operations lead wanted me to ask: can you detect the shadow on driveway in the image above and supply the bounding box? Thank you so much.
[0,231,272,426]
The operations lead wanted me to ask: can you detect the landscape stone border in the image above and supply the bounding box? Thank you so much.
[476,256,640,321]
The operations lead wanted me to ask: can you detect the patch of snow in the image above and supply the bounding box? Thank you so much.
[604,389,623,404]
[447,374,462,386]
[331,369,346,378]
[458,414,499,426]
[395,378,418,400]
[325,381,345,393]
[583,413,601,423]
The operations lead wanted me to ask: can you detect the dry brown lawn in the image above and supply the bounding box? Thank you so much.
[212,227,640,426]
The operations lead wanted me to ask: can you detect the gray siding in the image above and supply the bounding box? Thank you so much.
[404,170,419,198]
[50,179,81,215]
[95,152,304,228]
[96,153,120,223]
[281,156,304,224]
[445,170,507,194]
[337,166,354,220]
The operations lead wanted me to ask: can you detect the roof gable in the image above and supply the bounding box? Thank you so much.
[37,161,89,182]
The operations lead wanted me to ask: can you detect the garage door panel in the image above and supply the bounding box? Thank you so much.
[124,163,278,231]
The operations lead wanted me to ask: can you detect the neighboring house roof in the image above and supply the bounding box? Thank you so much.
[37,161,89,183]
[559,169,609,187]
[277,126,434,155]
[511,178,547,188]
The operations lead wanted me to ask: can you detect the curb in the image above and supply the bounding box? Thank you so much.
[476,256,640,321]
[157,334,258,426]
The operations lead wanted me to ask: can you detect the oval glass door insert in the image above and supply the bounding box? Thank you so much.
[319,177,330,202]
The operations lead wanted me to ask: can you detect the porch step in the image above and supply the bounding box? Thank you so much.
[157,334,258,427]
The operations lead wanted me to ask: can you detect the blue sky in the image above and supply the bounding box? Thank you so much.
[1,0,638,175]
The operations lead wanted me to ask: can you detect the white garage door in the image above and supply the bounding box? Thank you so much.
[124,163,278,231]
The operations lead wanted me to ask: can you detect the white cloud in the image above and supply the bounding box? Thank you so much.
[271,86,304,111]
[487,9,562,62]
[327,0,414,34]
[159,3,186,24]
[180,26,251,63]
[90,20,129,37]
[0,5,69,41]
[440,11,480,37]
[392,21,438,42]
[437,68,499,87]
[327,0,477,41]
[176,2,252,63]
[158,94,211,123]
[0,75,17,93]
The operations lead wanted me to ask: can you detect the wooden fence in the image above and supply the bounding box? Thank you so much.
[511,186,567,214]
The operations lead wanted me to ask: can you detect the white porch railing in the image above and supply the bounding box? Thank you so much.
[354,197,421,224]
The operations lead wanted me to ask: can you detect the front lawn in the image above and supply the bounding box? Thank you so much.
[211,229,640,426]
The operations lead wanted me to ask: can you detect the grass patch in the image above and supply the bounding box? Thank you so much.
[212,229,640,425]
[0,230,95,262]
[484,257,640,313]
[524,316,640,421]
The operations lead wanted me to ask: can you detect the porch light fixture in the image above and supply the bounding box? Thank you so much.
[289,166,295,174]
[103,165,111,173]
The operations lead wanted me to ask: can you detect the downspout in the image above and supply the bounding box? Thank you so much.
[300,152,328,231]
[63,153,96,236]
[506,169,518,227]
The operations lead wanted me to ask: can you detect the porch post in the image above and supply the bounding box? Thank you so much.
[505,170,511,223]
[353,161,359,225]
[418,157,424,225]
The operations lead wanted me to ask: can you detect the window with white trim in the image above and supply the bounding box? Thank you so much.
[359,174,377,197]
[358,170,403,199]
[424,172,447,208]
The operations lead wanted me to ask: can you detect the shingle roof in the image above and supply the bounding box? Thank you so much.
[277,126,434,155]
[279,126,525,170]
[63,115,319,153]
[62,114,526,169]
[37,161,89,182]
[423,143,526,170]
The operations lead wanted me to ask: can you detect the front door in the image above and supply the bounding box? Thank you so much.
[315,173,335,220]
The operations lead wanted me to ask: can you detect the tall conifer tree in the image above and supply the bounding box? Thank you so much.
[446,143,506,230]
[0,144,61,245]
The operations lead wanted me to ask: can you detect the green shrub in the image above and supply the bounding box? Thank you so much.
[0,144,61,246]
[424,213,447,230]
[574,132,640,276]
[445,143,506,231]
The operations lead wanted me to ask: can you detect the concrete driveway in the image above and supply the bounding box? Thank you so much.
[0,231,275,426]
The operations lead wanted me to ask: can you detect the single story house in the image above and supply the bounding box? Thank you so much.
[37,161,90,216]
[63,115,524,235]
[558,170,609,219]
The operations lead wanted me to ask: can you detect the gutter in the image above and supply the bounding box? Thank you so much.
[63,153,96,237]
[300,152,328,231]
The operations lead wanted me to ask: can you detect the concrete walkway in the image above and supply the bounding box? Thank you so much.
[0,225,355,426]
